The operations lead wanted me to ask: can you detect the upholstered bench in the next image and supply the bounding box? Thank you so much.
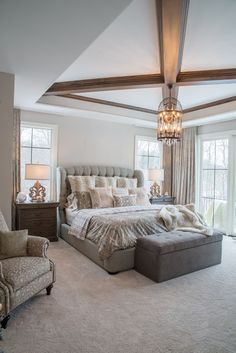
[134,230,224,282]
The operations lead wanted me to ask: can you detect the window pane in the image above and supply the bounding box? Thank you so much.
[148,157,160,169]
[200,198,214,227]
[137,156,148,170]
[137,140,148,156]
[202,140,215,169]
[21,147,31,183]
[149,142,160,157]
[32,128,51,148]
[21,127,32,147]
[215,139,228,169]
[201,170,215,198]
[32,148,51,165]
[215,170,228,200]
[213,200,227,230]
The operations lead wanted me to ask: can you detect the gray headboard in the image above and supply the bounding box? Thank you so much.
[57,165,144,224]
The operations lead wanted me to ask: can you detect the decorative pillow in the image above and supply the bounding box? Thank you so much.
[112,187,129,196]
[0,229,28,259]
[66,192,92,210]
[95,176,117,188]
[129,187,150,206]
[117,177,138,189]
[113,195,136,208]
[89,187,113,208]
[68,176,95,192]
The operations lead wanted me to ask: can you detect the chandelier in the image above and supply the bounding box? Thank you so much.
[157,85,183,146]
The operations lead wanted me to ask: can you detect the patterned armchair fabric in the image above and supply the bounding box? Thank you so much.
[0,210,55,324]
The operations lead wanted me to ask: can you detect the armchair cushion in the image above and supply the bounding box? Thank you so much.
[0,230,28,260]
[27,236,49,257]
[0,210,9,232]
[1,257,51,291]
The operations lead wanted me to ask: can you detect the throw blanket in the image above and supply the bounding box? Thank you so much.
[159,204,213,236]
[69,204,212,259]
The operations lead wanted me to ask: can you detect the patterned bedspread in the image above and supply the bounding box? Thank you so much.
[68,206,167,259]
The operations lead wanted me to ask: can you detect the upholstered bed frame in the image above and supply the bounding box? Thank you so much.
[57,165,144,273]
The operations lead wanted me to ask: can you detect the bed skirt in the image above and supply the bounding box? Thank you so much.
[60,224,135,273]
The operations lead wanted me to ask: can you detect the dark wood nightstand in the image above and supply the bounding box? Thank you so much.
[16,201,59,241]
[149,196,176,205]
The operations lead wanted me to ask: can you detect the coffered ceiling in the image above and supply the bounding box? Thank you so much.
[1,0,236,128]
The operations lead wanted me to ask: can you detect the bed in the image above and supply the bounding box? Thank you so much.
[57,165,148,273]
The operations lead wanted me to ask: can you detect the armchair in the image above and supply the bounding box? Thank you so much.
[0,210,55,331]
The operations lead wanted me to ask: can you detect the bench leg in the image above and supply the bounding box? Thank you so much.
[46,284,53,295]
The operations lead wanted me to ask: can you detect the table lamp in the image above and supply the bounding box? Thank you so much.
[25,164,50,202]
[148,169,164,197]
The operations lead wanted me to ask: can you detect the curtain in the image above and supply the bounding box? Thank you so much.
[162,144,172,196]
[12,109,21,230]
[172,127,196,205]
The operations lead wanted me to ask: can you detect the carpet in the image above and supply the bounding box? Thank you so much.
[1,237,236,353]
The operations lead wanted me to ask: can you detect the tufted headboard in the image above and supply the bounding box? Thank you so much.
[57,165,144,224]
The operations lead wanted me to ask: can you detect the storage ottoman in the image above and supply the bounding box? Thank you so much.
[134,230,223,282]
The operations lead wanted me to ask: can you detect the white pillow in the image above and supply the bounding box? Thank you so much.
[129,187,150,206]
[68,175,95,192]
[95,176,117,188]
[117,177,138,188]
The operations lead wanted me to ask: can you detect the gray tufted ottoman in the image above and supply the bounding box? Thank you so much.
[134,230,224,282]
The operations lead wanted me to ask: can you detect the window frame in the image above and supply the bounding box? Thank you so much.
[134,135,163,171]
[196,130,236,234]
[20,121,58,200]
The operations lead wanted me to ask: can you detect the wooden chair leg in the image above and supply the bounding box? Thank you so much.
[46,284,53,295]
[1,315,10,329]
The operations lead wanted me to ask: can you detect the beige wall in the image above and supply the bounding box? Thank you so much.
[198,119,236,135]
[0,72,14,227]
[21,110,156,169]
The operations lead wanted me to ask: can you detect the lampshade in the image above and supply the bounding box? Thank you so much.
[148,169,164,182]
[25,164,50,180]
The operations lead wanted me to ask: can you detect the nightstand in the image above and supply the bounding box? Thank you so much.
[16,201,59,241]
[149,196,176,205]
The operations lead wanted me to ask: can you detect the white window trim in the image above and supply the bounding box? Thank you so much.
[134,135,163,170]
[21,121,58,200]
[196,130,236,234]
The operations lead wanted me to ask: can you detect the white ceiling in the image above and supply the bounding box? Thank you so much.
[57,0,160,82]
[1,0,236,128]
[0,0,132,107]
[182,0,236,70]
[179,83,236,109]
[79,87,163,111]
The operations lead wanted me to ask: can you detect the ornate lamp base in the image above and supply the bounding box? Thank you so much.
[150,182,161,197]
[29,180,46,202]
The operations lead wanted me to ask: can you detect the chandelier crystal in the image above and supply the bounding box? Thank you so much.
[157,85,183,146]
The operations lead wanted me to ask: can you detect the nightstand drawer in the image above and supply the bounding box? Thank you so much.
[18,208,55,220]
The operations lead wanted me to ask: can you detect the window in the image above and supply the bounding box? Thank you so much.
[20,122,57,200]
[197,133,236,234]
[135,136,162,180]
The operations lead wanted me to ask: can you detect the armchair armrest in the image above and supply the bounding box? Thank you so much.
[27,236,50,257]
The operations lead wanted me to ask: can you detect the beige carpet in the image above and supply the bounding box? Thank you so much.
[1,237,236,353]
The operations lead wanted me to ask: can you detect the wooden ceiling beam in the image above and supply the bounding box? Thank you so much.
[177,68,236,85]
[57,93,157,115]
[45,74,164,96]
[156,0,190,98]
[183,95,236,114]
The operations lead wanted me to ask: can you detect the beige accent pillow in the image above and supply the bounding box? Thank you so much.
[0,229,28,259]
[129,187,150,206]
[113,195,136,207]
[117,177,138,188]
[66,192,92,210]
[95,176,117,188]
[112,187,129,196]
[89,187,113,208]
[68,176,95,192]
